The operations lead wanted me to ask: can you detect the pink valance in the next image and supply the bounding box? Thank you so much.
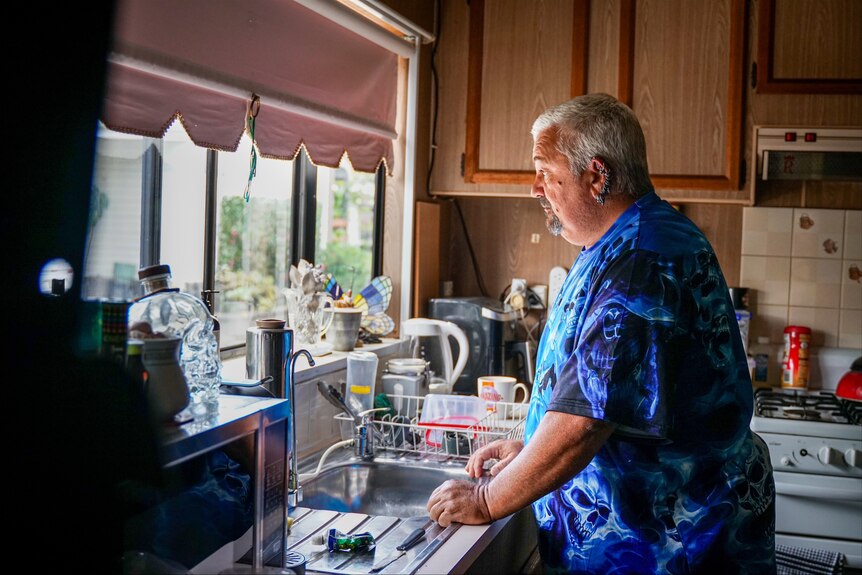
[101,0,398,173]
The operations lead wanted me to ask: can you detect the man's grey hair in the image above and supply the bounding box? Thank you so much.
[531,93,653,199]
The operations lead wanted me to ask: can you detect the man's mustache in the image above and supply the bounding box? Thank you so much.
[538,198,553,210]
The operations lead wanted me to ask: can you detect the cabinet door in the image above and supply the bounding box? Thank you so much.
[756,0,862,94]
[464,0,589,185]
[626,0,746,192]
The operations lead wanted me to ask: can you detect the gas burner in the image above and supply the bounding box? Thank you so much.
[782,407,820,420]
[754,388,860,425]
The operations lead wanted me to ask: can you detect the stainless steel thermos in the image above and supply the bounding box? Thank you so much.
[246,319,294,398]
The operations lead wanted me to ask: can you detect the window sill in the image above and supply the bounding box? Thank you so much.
[220,337,406,385]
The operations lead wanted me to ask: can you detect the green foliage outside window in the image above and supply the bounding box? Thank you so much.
[317,168,375,293]
[217,195,283,312]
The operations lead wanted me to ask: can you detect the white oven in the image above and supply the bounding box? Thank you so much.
[750,348,862,569]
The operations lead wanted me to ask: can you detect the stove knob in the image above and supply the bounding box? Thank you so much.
[780,456,793,467]
[845,449,862,468]
[818,446,839,465]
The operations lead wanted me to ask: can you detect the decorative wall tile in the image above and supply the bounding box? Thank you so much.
[788,307,840,348]
[841,260,862,310]
[845,211,862,260]
[740,207,860,352]
[789,258,842,308]
[838,310,862,350]
[750,304,789,345]
[742,207,793,256]
[791,208,845,259]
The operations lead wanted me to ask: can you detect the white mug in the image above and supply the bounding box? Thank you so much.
[477,375,529,412]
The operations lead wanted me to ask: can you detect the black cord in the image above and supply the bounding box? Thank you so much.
[425,0,441,195]
[426,0,487,298]
[450,197,489,297]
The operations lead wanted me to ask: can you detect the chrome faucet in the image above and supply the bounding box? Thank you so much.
[354,414,375,461]
[288,349,315,506]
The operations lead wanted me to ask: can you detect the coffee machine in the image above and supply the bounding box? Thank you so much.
[427,296,535,395]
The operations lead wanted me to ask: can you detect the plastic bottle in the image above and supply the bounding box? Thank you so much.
[750,336,773,387]
[345,351,378,416]
[128,264,222,415]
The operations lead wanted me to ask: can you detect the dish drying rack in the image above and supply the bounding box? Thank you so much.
[334,394,528,460]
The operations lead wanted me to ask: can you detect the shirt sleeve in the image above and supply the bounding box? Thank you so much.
[547,249,682,440]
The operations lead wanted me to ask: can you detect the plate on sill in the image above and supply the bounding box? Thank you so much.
[300,341,333,357]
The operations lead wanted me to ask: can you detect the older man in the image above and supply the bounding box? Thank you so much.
[427,94,776,574]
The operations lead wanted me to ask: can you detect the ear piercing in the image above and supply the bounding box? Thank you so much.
[592,157,611,205]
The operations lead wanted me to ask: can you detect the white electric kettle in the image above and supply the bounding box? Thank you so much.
[401,318,469,391]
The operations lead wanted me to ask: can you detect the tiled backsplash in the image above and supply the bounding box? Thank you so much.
[740,207,862,350]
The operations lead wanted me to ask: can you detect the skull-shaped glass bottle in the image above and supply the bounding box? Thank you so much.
[128,264,221,415]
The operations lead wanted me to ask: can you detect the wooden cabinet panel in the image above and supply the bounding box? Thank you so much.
[633,0,731,177]
[629,0,745,191]
[757,0,862,93]
[466,0,588,184]
[477,0,576,172]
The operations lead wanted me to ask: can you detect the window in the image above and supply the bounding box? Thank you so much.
[315,159,379,295]
[84,125,145,300]
[215,136,293,348]
[83,123,384,351]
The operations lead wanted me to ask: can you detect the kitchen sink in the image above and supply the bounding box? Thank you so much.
[299,458,470,517]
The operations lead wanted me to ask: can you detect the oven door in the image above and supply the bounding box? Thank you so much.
[774,470,862,568]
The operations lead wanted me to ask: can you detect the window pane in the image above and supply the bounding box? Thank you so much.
[83,123,144,300]
[215,135,293,348]
[315,158,377,295]
[160,122,207,297]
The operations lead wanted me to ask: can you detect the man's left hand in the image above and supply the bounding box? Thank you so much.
[427,478,493,527]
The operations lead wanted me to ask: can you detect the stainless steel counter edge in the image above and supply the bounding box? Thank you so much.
[415,514,516,574]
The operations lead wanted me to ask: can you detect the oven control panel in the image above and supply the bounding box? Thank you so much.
[762,434,862,478]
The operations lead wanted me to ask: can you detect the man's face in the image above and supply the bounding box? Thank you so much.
[531,128,603,246]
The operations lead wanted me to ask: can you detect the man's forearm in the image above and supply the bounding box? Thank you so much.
[482,411,615,519]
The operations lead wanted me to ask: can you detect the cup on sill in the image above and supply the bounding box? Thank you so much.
[327,308,364,352]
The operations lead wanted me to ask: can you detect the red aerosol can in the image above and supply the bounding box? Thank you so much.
[781,325,811,389]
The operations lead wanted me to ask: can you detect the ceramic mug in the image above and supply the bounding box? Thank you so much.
[477,375,529,413]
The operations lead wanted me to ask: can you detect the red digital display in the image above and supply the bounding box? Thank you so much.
[785,132,797,142]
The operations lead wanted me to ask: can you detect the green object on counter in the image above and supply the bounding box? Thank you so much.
[327,528,375,552]
[374,393,396,418]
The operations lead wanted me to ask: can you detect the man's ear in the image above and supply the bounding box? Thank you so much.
[587,158,607,194]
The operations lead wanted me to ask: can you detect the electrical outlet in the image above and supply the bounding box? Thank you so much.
[511,278,528,295]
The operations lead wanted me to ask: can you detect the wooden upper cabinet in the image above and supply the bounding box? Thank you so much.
[756,0,862,94]
[464,0,589,184]
[629,0,745,191]
[431,0,747,199]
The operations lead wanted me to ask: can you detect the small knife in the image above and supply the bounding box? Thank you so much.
[370,527,425,572]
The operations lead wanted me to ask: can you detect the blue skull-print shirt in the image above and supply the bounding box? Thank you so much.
[524,191,775,574]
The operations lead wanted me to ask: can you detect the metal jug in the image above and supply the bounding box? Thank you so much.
[246,319,294,398]
[401,318,469,392]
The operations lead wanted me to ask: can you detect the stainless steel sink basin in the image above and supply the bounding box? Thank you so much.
[300,459,469,517]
